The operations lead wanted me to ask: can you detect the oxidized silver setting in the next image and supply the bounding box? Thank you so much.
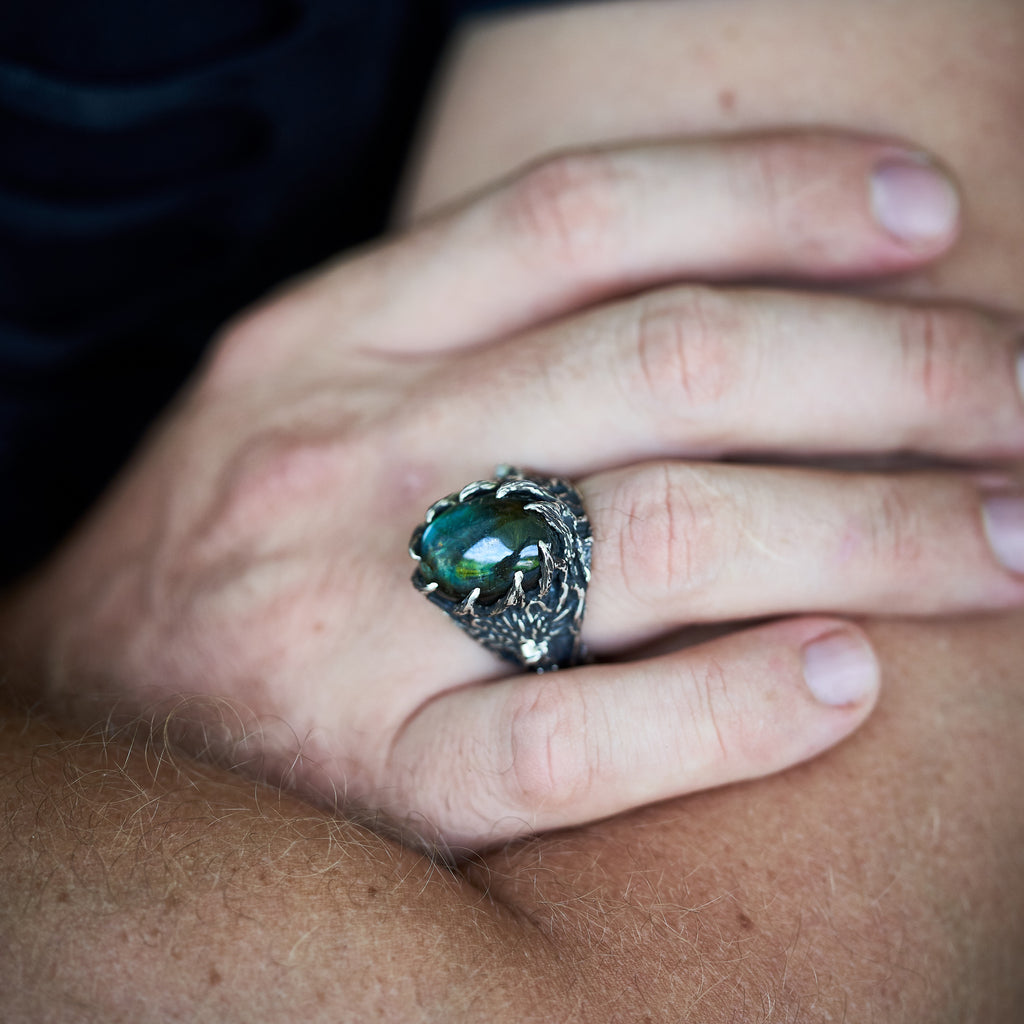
[409,466,592,672]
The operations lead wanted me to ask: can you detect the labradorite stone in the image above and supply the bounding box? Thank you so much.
[419,495,551,603]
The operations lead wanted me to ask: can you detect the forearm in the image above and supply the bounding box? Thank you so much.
[0,695,558,1023]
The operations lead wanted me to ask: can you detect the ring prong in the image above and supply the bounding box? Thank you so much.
[491,572,526,613]
[508,571,527,606]
[537,540,554,596]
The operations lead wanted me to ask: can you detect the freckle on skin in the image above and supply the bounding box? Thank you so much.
[209,966,223,986]
[717,88,737,112]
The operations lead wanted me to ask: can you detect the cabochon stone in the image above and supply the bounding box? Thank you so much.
[419,495,552,603]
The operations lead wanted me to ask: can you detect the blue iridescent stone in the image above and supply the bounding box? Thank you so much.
[419,495,551,603]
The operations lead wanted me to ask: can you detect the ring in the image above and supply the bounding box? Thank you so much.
[409,465,592,671]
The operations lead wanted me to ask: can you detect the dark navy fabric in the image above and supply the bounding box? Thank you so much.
[0,0,549,580]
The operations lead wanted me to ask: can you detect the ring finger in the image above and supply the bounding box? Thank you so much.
[580,461,1024,651]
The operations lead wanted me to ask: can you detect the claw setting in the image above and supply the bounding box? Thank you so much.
[410,467,591,671]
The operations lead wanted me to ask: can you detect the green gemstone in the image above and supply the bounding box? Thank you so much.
[419,495,551,603]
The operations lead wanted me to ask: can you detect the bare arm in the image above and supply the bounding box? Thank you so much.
[0,692,565,1023]
[3,619,1020,1022]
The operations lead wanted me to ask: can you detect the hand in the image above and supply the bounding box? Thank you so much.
[6,132,1023,851]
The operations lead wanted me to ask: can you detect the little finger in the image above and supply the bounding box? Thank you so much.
[385,617,878,849]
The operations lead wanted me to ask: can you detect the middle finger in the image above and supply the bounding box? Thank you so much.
[406,287,1024,473]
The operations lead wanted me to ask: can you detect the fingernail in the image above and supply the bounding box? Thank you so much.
[802,630,879,707]
[870,155,959,245]
[982,492,1024,575]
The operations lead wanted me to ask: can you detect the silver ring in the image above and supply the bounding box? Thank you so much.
[409,465,592,671]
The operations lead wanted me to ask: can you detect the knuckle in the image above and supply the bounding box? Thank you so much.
[733,138,813,238]
[729,136,853,263]
[895,307,972,410]
[503,677,593,811]
[737,138,794,211]
[173,430,373,618]
[610,465,724,606]
[632,288,740,418]
[212,433,359,543]
[151,431,374,688]
[499,150,627,268]
[202,295,307,392]
[686,658,733,764]
[866,482,924,572]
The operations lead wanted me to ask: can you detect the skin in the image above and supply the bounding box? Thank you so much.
[401,0,1024,307]
[10,129,1024,851]
[2,0,1024,1020]
[402,2,1024,1014]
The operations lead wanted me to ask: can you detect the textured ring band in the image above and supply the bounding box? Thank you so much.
[409,466,592,671]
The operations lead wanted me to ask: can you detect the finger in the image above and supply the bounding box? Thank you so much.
[268,134,960,355]
[385,617,878,849]
[408,288,1024,470]
[580,463,1024,651]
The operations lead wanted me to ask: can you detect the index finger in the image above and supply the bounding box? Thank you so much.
[276,133,960,355]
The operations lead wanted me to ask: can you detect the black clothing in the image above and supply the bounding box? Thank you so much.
[0,0,544,580]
